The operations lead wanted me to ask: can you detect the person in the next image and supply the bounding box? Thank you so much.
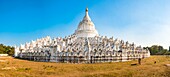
[138,58,141,65]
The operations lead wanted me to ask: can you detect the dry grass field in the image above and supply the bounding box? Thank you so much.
[0,56,170,77]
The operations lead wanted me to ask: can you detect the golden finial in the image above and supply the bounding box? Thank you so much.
[86,7,88,12]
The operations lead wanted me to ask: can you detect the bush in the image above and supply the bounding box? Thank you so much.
[164,52,170,55]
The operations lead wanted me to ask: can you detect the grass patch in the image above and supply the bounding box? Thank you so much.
[17,67,31,71]
[0,56,169,77]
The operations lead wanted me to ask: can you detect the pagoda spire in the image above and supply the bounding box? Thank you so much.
[83,7,91,21]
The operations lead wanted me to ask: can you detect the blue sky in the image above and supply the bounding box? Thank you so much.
[0,0,170,49]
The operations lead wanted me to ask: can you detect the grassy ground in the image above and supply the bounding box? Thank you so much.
[0,56,170,77]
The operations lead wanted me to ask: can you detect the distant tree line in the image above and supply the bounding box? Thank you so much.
[0,44,14,56]
[144,45,170,55]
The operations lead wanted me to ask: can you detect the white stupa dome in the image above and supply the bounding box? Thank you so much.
[74,8,99,37]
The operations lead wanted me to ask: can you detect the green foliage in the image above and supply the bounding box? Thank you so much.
[144,45,170,55]
[164,52,170,55]
[0,44,14,56]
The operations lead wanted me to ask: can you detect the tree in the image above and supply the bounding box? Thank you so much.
[0,44,14,56]
[146,45,169,55]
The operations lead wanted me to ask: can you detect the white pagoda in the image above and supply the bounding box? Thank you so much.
[14,8,150,63]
